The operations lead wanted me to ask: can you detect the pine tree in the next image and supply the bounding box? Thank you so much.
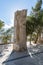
[32,0,43,43]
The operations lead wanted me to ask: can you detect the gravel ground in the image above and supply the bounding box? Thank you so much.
[0,42,43,65]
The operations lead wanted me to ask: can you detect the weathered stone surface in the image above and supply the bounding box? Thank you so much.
[13,9,27,51]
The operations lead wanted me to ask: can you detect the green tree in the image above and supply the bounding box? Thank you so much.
[0,20,4,29]
[26,0,43,44]
[0,20,5,43]
[26,16,36,44]
[2,27,14,43]
[32,0,43,43]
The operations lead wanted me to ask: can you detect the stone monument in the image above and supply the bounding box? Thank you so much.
[13,9,27,51]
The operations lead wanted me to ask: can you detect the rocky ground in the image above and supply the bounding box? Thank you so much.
[0,42,43,65]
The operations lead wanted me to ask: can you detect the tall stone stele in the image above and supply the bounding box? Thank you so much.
[13,9,27,51]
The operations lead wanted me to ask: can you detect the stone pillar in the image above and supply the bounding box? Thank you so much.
[13,9,27,51]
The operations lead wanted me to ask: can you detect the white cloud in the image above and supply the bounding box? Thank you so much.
[4,11,14,30]
[4,24,11,29]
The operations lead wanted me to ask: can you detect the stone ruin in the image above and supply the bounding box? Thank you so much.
[13,9,27,51]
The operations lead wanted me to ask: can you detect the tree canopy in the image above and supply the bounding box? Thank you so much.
[26,0,43,43]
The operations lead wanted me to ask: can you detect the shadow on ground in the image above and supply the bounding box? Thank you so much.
[3,45,43,65]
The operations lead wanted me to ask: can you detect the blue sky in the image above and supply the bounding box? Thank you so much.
[0,0,43,29]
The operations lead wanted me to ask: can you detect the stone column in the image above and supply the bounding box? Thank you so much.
[13,9,27,51]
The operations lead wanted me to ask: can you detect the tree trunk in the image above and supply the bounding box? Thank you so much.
[35,32,38,43]
[30,34,32,45]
